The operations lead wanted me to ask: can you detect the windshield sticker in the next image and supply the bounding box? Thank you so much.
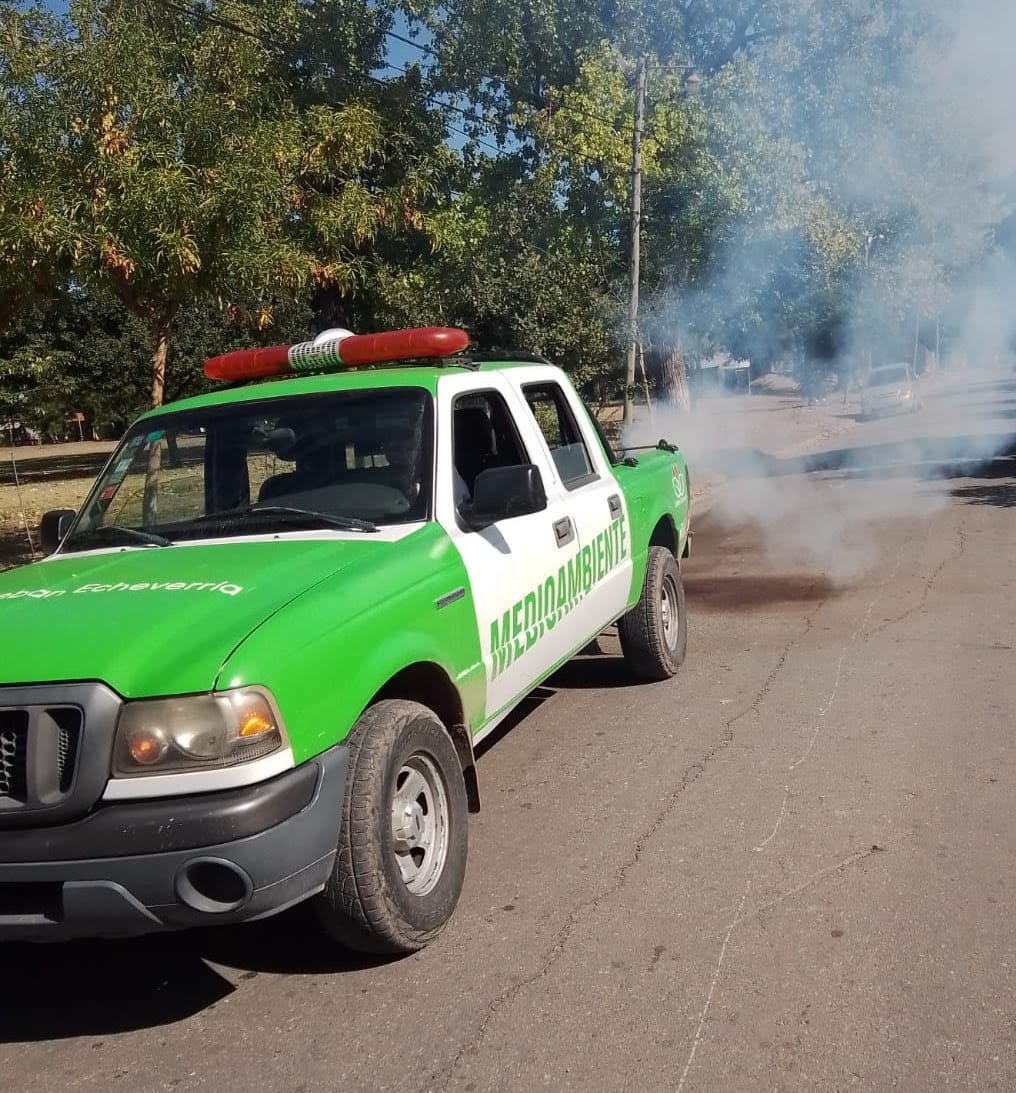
[488,515,627,681]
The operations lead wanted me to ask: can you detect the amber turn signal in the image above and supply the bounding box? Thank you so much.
[126,726,168,766]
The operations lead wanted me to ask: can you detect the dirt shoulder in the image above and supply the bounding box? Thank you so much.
[0,443,117,570]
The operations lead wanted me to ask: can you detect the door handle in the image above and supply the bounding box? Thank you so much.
[607,493,622,519]
[553,516,575,548]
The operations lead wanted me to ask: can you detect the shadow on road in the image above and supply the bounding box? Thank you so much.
[1,909,398,1042]
[683,573,837,611]
[548,636,656,692]
[951,480,1016,508]
[2,933,235,1041]
[701,431,1016,494]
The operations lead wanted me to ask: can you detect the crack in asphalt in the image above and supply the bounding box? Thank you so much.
[429,502,947,1093]
[868,518,966,639]
[738,843,887,929]
[672,524,926,1093]
[671,840,890,1093]
[423,597,828,1093]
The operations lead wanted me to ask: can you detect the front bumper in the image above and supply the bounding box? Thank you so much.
[0,745,348,941]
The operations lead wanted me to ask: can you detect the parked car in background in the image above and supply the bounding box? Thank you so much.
[860,362,921,419]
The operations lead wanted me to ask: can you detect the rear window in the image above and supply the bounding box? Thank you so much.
[521,382,598,489]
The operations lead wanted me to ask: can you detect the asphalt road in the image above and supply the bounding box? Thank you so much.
[5,370,1016,1093]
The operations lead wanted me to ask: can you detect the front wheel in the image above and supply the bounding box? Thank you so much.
[314,700,469,955]
[618,546,687,681]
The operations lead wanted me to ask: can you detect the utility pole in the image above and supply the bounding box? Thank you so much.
[622,54,648,429]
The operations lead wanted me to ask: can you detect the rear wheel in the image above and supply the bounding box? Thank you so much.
[618,546,687,681]
[314,700,469,954]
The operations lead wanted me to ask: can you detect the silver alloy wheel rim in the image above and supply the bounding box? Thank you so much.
[390,754,450,896]
[661,573,679,650]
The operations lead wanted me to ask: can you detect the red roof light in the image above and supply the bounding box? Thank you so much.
[204,326,470,381]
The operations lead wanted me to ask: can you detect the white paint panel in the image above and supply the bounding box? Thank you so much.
[434,368,633,728]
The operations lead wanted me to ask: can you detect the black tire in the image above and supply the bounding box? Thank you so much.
[618,546,687,681]
[314,699,469,955]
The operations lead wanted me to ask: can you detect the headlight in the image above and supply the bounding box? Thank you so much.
[113,688,286,777]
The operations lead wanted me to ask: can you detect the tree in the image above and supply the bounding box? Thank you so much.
[0,3,67,328]
[30,0,450,407]
[0,286,316,438]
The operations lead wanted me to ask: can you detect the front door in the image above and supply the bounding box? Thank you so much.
[434,373,586,730]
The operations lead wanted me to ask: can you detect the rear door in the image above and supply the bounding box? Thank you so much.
[512,369,633,630]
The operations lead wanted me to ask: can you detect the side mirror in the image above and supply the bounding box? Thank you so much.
[40,509,76,554]
[463,465,547,529]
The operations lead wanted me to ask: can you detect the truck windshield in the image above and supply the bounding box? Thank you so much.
[867,366,909,387]
[63,387,434,550]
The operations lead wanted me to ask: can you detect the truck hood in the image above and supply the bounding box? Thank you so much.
[0,537,388,697]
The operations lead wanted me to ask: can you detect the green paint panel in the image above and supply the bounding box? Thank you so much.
[215,523,485,763]
[0,539,385,696]
[613,449,690,604]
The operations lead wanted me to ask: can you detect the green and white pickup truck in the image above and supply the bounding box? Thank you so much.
[0,327,690,954]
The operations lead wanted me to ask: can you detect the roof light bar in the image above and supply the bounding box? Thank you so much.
[203,326,470,382]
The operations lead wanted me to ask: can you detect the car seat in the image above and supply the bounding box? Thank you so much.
[453,406,497,492]
[258,472,304,502]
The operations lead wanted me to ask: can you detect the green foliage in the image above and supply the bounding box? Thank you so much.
[0,3,69,325]
[1,0,1011,425]
[2,0,454,405]
[0,286,316,436]
[50,0,391,401]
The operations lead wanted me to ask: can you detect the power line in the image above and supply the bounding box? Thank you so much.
[374,57,507,154]
[157,0,506,154]
[176,0,643,140]
[384,26,440,63]
[383,23,640,136]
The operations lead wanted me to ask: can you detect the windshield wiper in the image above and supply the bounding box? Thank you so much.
[67,524,173,548]
[187,505,379,535]
[246,505,378,534]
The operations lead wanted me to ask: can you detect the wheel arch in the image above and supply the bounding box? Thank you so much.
[649,514,679,561]
[370,663,480,813]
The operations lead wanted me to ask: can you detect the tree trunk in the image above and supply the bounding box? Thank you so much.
[312,284,352,335]
[143,308,175,526]
[654,342,692,414]
[149,308,175,408]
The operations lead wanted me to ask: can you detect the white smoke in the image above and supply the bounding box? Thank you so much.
[624,0,1016,583]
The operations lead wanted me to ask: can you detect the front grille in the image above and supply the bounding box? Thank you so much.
[0,712,29,801]
[0,684,120,828]
[0,706,83,809]
[53,709,82,793]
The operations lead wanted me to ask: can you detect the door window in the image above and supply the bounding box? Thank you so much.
[452,390,529,510]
